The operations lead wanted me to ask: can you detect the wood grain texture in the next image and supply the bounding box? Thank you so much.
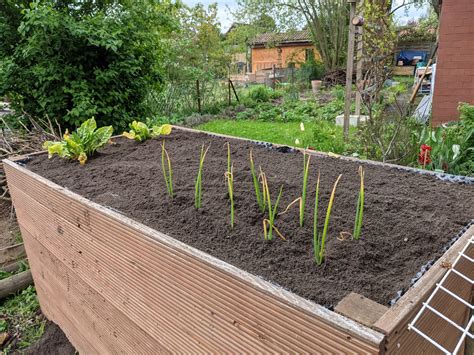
[335,292,389,327]
[5,159,385,354]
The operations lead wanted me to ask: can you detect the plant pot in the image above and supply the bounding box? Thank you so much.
[4,128,473,353]
[311,80,322,94]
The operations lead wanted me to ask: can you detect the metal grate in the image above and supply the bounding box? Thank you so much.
[408,237,474,354]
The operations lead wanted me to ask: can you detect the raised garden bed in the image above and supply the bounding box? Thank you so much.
[4,127,474,353]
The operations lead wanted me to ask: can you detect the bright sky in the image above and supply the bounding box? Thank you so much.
[182,0,429,32]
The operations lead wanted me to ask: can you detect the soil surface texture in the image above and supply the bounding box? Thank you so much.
[26,129,474,308]
[21,321,76,355]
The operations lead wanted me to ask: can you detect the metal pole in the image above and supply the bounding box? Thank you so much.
[344,0,357,141]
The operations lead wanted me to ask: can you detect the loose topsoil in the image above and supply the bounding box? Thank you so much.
[26,129,474,308]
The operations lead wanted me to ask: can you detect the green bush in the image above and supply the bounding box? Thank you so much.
[296,56,326,87]
[0,1,176,130]
[246,85,283,103]
[311,120,346,153]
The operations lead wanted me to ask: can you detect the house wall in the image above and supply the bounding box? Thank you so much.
[251,44,318,73]
[432,0,474,125]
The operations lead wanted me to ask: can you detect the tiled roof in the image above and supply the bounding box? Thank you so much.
[251,30,312,45]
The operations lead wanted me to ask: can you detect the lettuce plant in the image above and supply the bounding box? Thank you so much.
[194,144,210,209]
[43,118,113,165]
[353,166,365,240]
[123,121,172,142]
[161,141,174,198]
[313,173,342,265]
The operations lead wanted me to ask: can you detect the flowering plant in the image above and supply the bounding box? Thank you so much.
[418,144,432,167]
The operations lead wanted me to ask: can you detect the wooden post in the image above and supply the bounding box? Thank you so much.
[196,80,201,114]
[343,0,357,141]
[229,79,240,103]
[228,79,231,106]
[355,25,363,117]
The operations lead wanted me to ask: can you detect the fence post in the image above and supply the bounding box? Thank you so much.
[196,79,201,113]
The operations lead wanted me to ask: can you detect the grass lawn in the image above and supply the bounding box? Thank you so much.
[196,119,352,154]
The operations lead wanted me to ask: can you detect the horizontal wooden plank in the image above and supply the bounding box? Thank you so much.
[335,292,388,327]
[5,159,384,354]
[20,227,169,354]
[0,243,25,266]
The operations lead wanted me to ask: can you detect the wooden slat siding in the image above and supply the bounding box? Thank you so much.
[375,226,474,354]
[5,160,384,354]
[19,227,100,355]
[20,228,170,354]
[10,182,380,354]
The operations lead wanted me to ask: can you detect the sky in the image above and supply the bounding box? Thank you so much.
[181,0,429,32]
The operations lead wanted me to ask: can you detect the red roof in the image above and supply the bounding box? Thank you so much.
[251,30,312,46]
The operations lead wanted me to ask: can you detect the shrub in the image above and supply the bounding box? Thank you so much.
[0,1,176,131]
[247,85,278,103]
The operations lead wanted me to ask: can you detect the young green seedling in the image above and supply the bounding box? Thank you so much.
[161,140,173,198]
[353,166,365,240]
[300,152,311,227]
[225,142,235,228]
[260,170,285,241]
[249,148,265,213]
[194,144,210,209]
[313,173,342,265]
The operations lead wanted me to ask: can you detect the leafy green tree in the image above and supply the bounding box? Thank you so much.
[0,0,177,130]
[165,2,229,81]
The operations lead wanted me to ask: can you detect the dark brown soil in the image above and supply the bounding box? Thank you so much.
[26,129,474,308]
[21,321,76,355]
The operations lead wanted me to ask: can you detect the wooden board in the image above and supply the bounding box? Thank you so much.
[335,292,389,327]
[4,159,385,354]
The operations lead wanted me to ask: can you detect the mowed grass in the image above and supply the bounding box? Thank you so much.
[196,119,350,153]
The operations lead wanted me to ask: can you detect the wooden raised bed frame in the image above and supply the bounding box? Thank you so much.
[4,129,473,354]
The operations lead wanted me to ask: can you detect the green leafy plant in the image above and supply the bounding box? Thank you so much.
[225,142,235,228]
[300,152,311,227]
[260,169,285,241]
[313,173,342,265]
[353,166,365,240]
[194,144,210,209]
[43,118,113,165]
[161,141,173,198]
[123,121,172,142]
[249,148,265,213]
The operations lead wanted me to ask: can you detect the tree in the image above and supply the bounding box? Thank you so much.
[164,2,230,81]
[0,0,177,130]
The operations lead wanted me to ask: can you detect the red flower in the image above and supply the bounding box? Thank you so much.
[418,144,432,165]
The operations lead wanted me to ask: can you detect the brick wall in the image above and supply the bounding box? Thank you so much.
[432,0,474,125]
